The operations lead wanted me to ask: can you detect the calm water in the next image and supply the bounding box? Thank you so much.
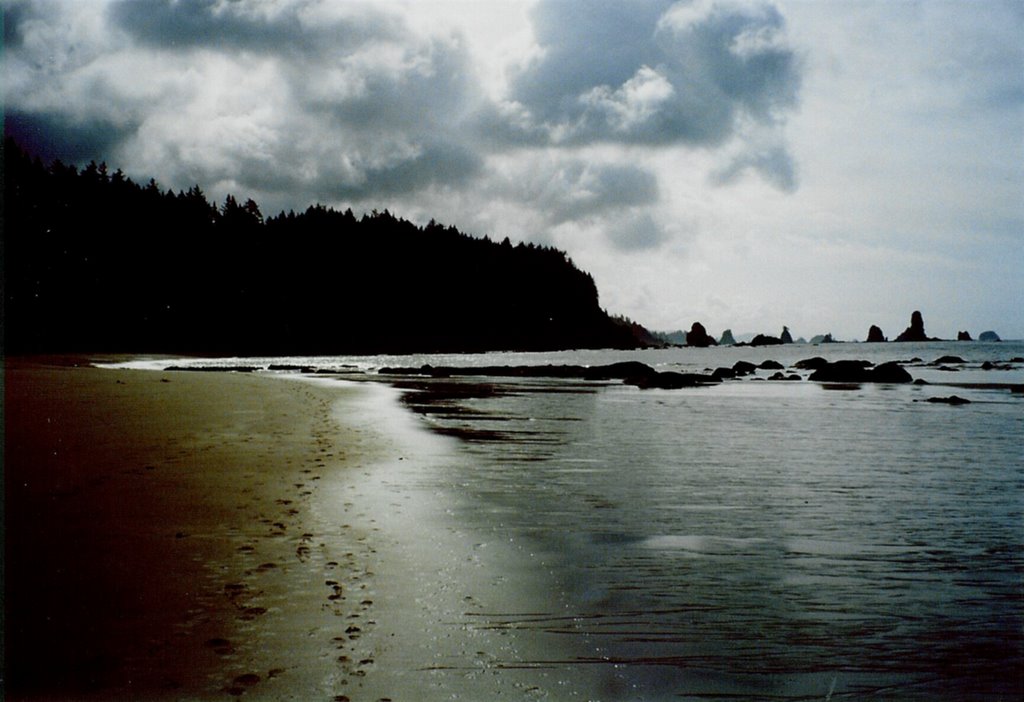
[113,342,1024,700]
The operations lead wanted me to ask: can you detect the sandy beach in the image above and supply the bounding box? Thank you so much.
[4,358,386,700]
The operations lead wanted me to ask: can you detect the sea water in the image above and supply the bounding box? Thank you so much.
[110,342,1024,700]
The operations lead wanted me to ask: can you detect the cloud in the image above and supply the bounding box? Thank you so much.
[605,211,670,251]
[108,0,402,55]
[503,0,801,148]
[3,109,133,165]
[4,0,804,215]
[4,0,487,210]
[711,138,797,191]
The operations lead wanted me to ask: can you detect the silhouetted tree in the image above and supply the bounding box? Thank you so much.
[3,137,650,355]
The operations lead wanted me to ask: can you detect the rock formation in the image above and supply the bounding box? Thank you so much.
[925,395,971,405]
[866,325,886,343]
[895,310,930,342]
[685,322,717,347]
[978,330,1001,342]
[732,361,757,376]
[625,371,720,389]
[718,329,736,345]
[750,334,783,346]
[780,326,793,344]
[957,331,972,341]
[808,360,912,383]
[794,356,829,370]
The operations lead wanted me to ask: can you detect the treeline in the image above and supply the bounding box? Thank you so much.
[3,139,651,355]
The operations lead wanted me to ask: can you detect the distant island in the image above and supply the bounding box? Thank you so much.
[3,139,656,355]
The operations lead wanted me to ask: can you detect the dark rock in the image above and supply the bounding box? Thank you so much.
[809,360,912,383]
[932,355,966,365]
[583,361,658,380]
[164,365,260,373]
[768,372,787,380]
[979,361,1013,370]
[871,361,913,383]
[780,326,793,344]
[732,361,757,376]
[750,334,783,346]
[268,364,318,373]
[866,325,886,343]
[626,371,719,389]
[809,360,872,382]
[718,329,736,346]
[913,378,929,385]
[978,330,1001,342]
[758,360,784,370]
[794,356,829,370]
[895,310,932,342]
[957,331,972,341]
[925,395,971,405]
[712,367,737,380]
[685,322,717,347]
[787,374,802,381]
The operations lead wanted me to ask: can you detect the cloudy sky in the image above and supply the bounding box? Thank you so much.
[5,0,1022,340]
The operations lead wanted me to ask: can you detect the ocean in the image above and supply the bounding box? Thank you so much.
[111,341,1023,700]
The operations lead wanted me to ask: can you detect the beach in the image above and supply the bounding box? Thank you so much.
[4,358,386,700]
[6,347,1022,701]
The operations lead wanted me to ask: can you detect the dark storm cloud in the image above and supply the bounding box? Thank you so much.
[505,0,801,147]
[3,110,133,166]
[505,160,660,226]
[3,0,32,49]
[108,0,401,54]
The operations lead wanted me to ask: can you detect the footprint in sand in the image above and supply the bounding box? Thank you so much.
[204,637,234,655]
[224,672,261,696]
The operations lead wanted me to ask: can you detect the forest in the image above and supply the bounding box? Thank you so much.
[3,138,653,355]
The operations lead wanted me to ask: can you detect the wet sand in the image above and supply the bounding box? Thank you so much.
[4,358,385,700]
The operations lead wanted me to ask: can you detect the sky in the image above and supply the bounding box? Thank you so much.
[4,0,1022,340]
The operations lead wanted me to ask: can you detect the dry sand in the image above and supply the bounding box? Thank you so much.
[4,358,386,700]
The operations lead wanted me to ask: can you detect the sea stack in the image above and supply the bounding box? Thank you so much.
[780,326,793,344]
[685,322,717,347]
[719,329,736,346]
[895,311,929,342]
[957,331,972,341]
[866,325,886,343]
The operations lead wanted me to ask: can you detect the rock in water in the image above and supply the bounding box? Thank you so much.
[870,361,913,383]
[750,334,783,346]
[957,330,972,341]
[809,360,912,383]
[685,322,717,347]
[895,310,930,342]
[866,325,886,343]
[718,329,736,345]
[926,395,971,405]
[780,326,793,344]
[978,330,1001,342]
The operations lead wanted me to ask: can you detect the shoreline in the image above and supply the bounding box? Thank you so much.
[4,357,387,699]
[4,357,610,701]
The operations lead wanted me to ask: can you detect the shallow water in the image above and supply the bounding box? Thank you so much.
[110,342,1024,700]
